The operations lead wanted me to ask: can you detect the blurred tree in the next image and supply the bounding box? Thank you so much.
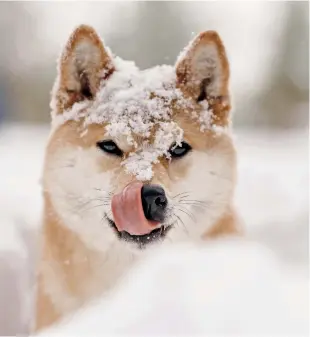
[0,2,308,128]
[0,2,15,123]
[107,2,190,69]
[238,2,309,129]
[0,2,51,123]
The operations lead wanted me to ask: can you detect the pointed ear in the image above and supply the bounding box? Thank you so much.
[52,25,114,114]
[176,31,231,124]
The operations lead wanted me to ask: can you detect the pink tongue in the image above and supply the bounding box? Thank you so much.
[111,182,158,235]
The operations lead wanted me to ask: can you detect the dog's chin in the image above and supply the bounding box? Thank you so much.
[106,216,171,249]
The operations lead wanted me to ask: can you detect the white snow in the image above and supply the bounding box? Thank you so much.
[39,240,308,336]
[0,124,308,335]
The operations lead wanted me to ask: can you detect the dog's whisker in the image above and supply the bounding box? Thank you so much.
[177,201,209,210]
[93,188,113,196]
[178,199,208,204]
[173,213,188,227]
[81,203,112,212]
[178,201,208,207]
[176,194,191,201]
[174,206,196,223]
[173,212,189,235]
[172,191,190,199]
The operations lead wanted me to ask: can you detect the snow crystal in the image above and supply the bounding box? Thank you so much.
[51,101,89,129]
[51,55,220,180]
[121,121,184,181]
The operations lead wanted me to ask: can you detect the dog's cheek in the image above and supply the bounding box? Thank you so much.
[168,149,234,236]
[171,149,233,209]
[187,150,234,204]
[44,146,118,253]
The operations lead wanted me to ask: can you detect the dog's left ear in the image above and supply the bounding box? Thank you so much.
[52,25,114,114]
[176,31,231,124]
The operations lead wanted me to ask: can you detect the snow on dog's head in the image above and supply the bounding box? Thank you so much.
[43,25,236,252]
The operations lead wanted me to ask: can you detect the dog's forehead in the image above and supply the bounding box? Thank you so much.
[91,59,186,126]
[87,59,188,140]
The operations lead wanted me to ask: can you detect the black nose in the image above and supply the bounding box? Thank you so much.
[141,184,168,222]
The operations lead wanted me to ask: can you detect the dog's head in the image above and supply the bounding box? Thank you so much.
[43,25,236,252]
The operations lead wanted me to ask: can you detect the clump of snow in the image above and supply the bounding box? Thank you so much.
[122,121,184,181]
[51,101,90,129]
[51,56,219,180]
[153,121,184,155]
[86,57,189,144]
[122,146,158,181]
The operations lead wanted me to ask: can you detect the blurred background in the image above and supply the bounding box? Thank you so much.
[0,1,308,127]
[0,2,308,335]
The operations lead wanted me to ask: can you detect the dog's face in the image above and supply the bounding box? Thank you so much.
[43,25,236,253]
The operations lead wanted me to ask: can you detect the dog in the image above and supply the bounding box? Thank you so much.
[34,24,242,332]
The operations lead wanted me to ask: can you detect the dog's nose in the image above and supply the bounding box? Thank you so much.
[141,184,168,222]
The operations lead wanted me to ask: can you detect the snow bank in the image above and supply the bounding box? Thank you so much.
[38,239,308,336]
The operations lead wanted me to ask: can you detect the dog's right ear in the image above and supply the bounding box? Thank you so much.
[176,31,231,126]
[51,25,114,114]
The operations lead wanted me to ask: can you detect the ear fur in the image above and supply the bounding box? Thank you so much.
[176,31,231,125]
[52,25,114,114]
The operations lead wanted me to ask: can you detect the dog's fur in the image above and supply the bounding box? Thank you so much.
[34,25,242,332]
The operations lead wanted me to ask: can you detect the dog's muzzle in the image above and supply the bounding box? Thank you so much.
[109,182,170,247]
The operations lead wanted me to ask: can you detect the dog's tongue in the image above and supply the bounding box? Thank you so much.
[111,182,157,235]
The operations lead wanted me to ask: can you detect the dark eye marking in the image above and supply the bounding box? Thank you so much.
[96,140,123,157]
[169,142,192,158]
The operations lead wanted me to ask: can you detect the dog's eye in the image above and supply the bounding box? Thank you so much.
[169,142,192,158]
[96,140,123,157]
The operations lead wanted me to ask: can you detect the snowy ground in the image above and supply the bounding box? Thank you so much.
[40,239,308,336]
[0,124,308,335]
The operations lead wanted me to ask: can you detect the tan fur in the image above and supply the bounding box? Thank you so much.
[176,31,231,126]
[203,206,243,239]
[36,195,104,332]
[35,273,60,331]
[34,25,241,333]
[54,25,114,114]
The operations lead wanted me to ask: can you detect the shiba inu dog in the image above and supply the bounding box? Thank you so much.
[35,24,242,332]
